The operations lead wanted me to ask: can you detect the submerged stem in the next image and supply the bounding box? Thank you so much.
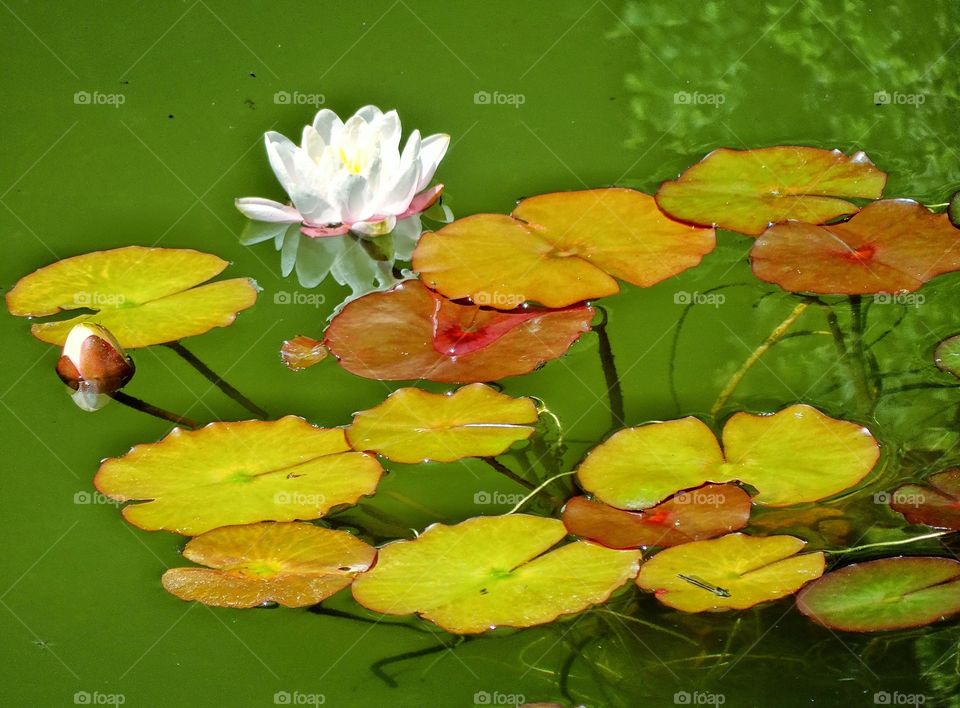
[163,341,269,419]
[710,301,809,417]
[480,456,537,491]
[848,295,878,410]
[594,306,625,430]
[109,391,199,429]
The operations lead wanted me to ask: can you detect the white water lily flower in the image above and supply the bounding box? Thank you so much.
[236,105,449,237]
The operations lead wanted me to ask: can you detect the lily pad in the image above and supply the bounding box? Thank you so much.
[949,190,959,228]
[281,335,329,371]
[562,483,751,549]
[655,146,886,236]
[346,384,538,463]
[890,469,960,531]
[934,334,960,379]
[95,416,383,535]
[6,246,258,348]
[323,280,594,383]
[796,557,960,632]
[751,199,960,294]
[636,533,825,612]
[162,522,376,608]
[576,404,879,509]
[351,514,640,633]
[413,188,715,309]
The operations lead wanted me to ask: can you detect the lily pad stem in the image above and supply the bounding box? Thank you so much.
[826,531,950,556]
[163,341,269,419]
[109,391,199,429]
[507,470,577,514]
[710,301,809,417]
[594,305,625,430]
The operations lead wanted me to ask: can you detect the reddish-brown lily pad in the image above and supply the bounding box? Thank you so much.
[162,521,376,608]
[562,483,751,549]
[413,188,715,309]
[751,199,960,294]
[323,280,594,382]
[889,469,960,531]
[797,556,960,632]
[656,146,886,236]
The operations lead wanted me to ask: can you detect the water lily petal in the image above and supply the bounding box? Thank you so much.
[376,109,402,158]
[351,216,397,236]
[417,133,451,192]
[264,131,303,196]
[329,173,371,224]
[400,185,444,219]
[234,197,302,223]
[355,105,384,124]
[301,124,327,163]
[311,109,343,144]
[378,161,422,216]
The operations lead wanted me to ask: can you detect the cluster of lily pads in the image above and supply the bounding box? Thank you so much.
[7,107,960,651]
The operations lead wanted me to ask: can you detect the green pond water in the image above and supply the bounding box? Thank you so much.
[2,0,960,706]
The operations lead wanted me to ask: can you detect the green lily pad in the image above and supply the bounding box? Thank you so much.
[637,533,825,612]
[95,416,383,535]
[346,384,538,463]
[5,246,258,348]
[576,404,879,509]
[797,556,960,632]
[655,146,886,236]
[351,514,640,633]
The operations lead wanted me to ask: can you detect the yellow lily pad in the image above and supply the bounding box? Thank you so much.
[655,146,887,236]
[577,404,879,509]
[346,384,538,463]
[5,246,258,348]
[95,416,383,535]
[162,521,376,608]
[351,514,640,633]
[636,533,825,612]
[413,188,715,309]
